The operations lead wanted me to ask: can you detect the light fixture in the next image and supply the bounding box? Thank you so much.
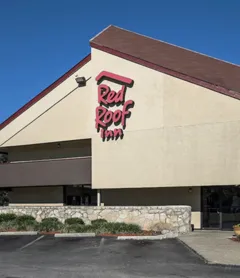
[75,76,86,87]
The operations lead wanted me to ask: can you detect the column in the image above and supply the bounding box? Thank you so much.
[97,189,101,206]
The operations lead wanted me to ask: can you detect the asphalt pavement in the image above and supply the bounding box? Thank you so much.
[0,235,239,277]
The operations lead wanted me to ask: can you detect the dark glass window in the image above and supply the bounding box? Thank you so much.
[64,185,97,206]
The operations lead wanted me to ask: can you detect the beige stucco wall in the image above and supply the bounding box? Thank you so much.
[0,60,93,147]
[101,186,201,229]
[8,186,63,205]
[91,48,240,189]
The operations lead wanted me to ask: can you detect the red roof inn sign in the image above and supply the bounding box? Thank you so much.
[95,71,134,141]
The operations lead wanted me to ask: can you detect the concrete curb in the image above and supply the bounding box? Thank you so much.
[117,232,178,240]
[54,233,96,238]
[0,231,38,236]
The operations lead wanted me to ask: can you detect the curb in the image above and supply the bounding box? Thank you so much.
[54,233,96,238]
[117,232,178,240]
[0,231,38,236]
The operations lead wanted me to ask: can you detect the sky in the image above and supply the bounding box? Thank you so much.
[0,0,240,124]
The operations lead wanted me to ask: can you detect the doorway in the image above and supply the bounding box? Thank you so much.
[202,186,240,230]
[64,185,97,206]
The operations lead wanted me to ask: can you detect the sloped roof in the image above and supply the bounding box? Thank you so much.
[90,25,240,99]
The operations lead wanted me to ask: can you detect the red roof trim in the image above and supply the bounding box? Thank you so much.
[90,42,240,101]
[0,54,91,131]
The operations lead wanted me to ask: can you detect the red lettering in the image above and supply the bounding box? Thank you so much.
[106,90,116,104]
[121,100,134,128]
[101,128,104,138]
[105,130,113,138]
[103,110,113,125]
[115,85,125,103]
[113,128,123,137]
[112,110,122,123]
[98,84,126,106]
[95,72,134,140]
[95,106,107,129]
[98,84,110,105]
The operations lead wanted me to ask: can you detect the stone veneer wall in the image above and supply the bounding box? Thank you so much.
[0,205,191,233]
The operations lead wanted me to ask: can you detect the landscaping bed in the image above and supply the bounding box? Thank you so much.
[0,214,155,236]
[0,214,176,239]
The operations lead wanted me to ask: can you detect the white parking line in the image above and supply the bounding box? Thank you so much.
[19,235,45,250]
[98,237,105,252]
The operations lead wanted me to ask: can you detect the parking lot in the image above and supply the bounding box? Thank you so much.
[0,236,239,278]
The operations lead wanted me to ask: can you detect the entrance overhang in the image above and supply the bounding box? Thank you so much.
[0,156,91,187]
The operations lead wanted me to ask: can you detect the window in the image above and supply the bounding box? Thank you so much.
[64,185,97,206]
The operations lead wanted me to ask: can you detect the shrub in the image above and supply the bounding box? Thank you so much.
[107,222,141,234]
[61,224,94,233]
[62,221,142,234]
[41,217,60,223]
[16,219,39,231]
[93,222,141,234]
[65,218,84,225]
[122,223,142,233]
[38,221,63,232]
[0,221,17,232]
[39,217,63,232]
[16,215,36,222]
[91,219,108,226]
[74,224,94,233]
[0,213,17,223]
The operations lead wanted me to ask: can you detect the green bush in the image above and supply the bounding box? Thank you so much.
[0,214,38,231]
[16,215,36,223]
[39,217,63,232]
[0,213,17,223]
[0,221,17,232]
[38,221,63,232]
[65,218,84,225]
[97,222,141,234]
[83,222,142,235]
[16,219,39,231]
[91,219,108,226]
[62,224,96,233]
[41,217,60,223]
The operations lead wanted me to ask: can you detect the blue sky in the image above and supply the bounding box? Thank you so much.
[0,0,239,124]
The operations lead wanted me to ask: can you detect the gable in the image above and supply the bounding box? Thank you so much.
[0,57,92,147]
